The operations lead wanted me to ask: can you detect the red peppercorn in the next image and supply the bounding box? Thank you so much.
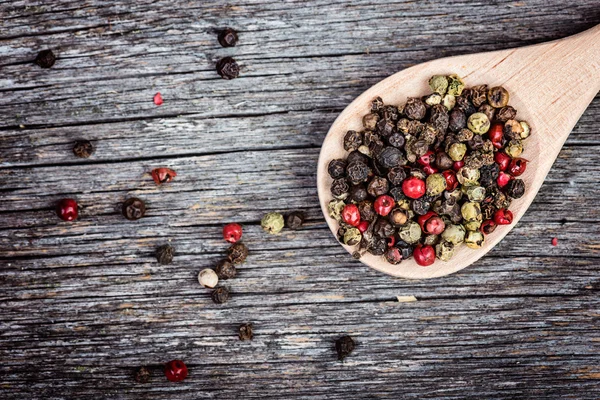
[151,168,177,185]
[387,235,396,247]
[488,122,504,149]
[551,237,558,246]
[417,211,436,232]
[494,152,511,171]
[442,170,458,191]
[56,198,78,221]
[223,223,243,243]
[413,244,435,266]
[164,360,188,382]
[497,171,513,188]
[493,208,513,225]
[508,158,528,176]
[373,195,395,216]
[418,211,445,235]
[423,164,438,175]
[452,160,465,171]
[357,220,369,233]
[153,92,163,106]
[417,150,435,167]
[342,204,361,226]
[480,220,497,235]
[402,177,426,199]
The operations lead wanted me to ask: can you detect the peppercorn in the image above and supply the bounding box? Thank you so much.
[479,163,500,187]
[228,242,249,264]
[455,96,476,116]
[342,204,361,227]
[456,128,474,142]
[343,130,363,151]
[198,268,219,288]
[122,198,146,220]
[426,173,446,196]
[212,287,230,304]
[72,140,94,158]
[357,220,369,233]
[395,240,413,259]
[508,158,527,176]
[494,208,513,225]
[448,108,466,132]
[362,113,379,131]
[385,133,403,148]
[447,75,465,96]
[505,139,523,158]
[442,94,456,110]
[480,220,497,235]
[496,106,517,122]
[404,98,427,120]
[456,167,480,186]
[373,195,395,217]
[470,85,488,107]
[429,75,449,95]
[434,152,452,171]
[335,335,355,361]
[463,185,486,202]
[413,244,435,266]
[346,161,370,185]
[150,168,177,185]
[216,57,239,79]
[519,121,531,139]
[377,119,396,137]
[371,96,384,112]
[377,146,404,169]
[327,159,347,179]
[429,104,449,132]
[447,143,467,162]
[504,179,525,199]
[388,209,408,227]
[384,247,403,264]
[135,366,151,383]
[286,211,305,230]
[346,150,368,165]
[239,323,253,341]
[401,176,426,199]
[465,231,484,249]
[441,224,466,244]
[223,223,243,243]
[467,112,490,134]
[435,241,455,262]
[368,236,388,255]
[342,227,362,246]
[56,198,78,221]
[218,28,238,47]
[504,119,524,140]
[365,176,388,198]
[487,86,509,108]
[164,360,188,382]
[464,219,482,232]
[261,212,285,234]
[156,244,174,265]
[461,201,482,222]
[358,200,376,222]
[331,178,350,199]
[481,203,495,221]
[425,93,442,106]
[478,103,496,122]
[399,221,422,244]
[35,49,56,68]
[215,260,237,280]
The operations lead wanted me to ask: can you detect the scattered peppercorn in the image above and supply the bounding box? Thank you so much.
[134,367,151,383]
[216,56,239,79]
[73,140,94,158]
[286,211,305,230]
[164,360,188,382]
[227,242,248,264]
[150,168,177,185]
[218,28,239,47]
[198,268,219,288]
[122,198,146,220]
[326,75,530,266]
[35,49,56,68]
[261,212,284,234]
[239,323,253,341]
[56,198,78,221]
[211,287,230,304]
[335,335,355,361]
[153,92,163,106]
[156,244,174,265]
[215,260,237,280]
[223,223,243,243]
[552,237,558,246]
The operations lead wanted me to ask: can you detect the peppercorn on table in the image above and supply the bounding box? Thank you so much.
[1,1,599,399]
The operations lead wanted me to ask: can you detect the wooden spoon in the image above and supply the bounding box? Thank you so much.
[317,24,600,279]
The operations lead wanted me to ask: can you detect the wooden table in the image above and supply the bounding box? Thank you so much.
[1,1,599,398]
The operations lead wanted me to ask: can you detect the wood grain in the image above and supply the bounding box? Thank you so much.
[1,1,599,399]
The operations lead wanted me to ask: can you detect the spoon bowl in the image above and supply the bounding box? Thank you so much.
[317,25,600,279]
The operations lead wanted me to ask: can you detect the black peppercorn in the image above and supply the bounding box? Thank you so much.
[376,119,396,137]
[404,98,427,120]
[412,198,431,215]
[358,201,376,222]
[218,28,239,47]
[363,113,380,130]
[371,96,384,112]
[384,247,403,264]
[479,164,500,188]
[429,104,449,133]
[212,287,230,304]
[395,240,413,260]
[387,133,405,149]
[346,161,370,185]
[35,49,56,68]
[134,367,151,383]
[387,167,407,186]
[383,106,400,122]
[367,176,389,197]
[73,140,94,158]
[286,211,305,230]
[367,236,387,255]
[373,219,394,238]
[481,203,495,221]
[122,198,146,220]
[496,106,517,122]
[156,244,174,265]
[346,150,368,165]
[215,260,237,280]
[327,159,346,179]
[504,179,525,199]
[331,178,350,198]
[216,57,239,79]
[239,323,253,340]
[436,152,454,170]
[388,186,405,202]
[478,104,496,122]
[343,130,363,151]
[469,84,488,108]
[377,146,404,169]
[227,242,248,264]
[349,185,368,202]
[335,335,355,361]
[455,96,476,116]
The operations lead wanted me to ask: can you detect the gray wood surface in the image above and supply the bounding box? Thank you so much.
[1,1,599,399]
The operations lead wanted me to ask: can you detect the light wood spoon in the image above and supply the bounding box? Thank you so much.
[317,24,600,279]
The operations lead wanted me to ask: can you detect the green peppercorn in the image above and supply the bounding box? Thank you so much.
[429,75,449,95]
[467,112,490,134]
[442,94,456,110]
[456,167,480,185]
[519,121,531,139]
[456,128,474,142]
[261,212,285,234]
[424,234,440,246]
[441,224,466,244]
[448,143,467,161]
[426,173,446,196]
[425,93,442,106]
[461,201,482,222]
[462,185,486,202]
[487,86,509,108]
[465,230,485,249]
[343,228,362,246]
[397,198,411,211]
[399,221,422,244]
[328,200,345,222]
[464,220,482,232]
[505,139,524,158]
[446,75,465,96]
[435,241,455,262]
[504,119,524,140]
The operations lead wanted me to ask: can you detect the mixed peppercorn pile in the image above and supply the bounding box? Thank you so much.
[327,75,531,266]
